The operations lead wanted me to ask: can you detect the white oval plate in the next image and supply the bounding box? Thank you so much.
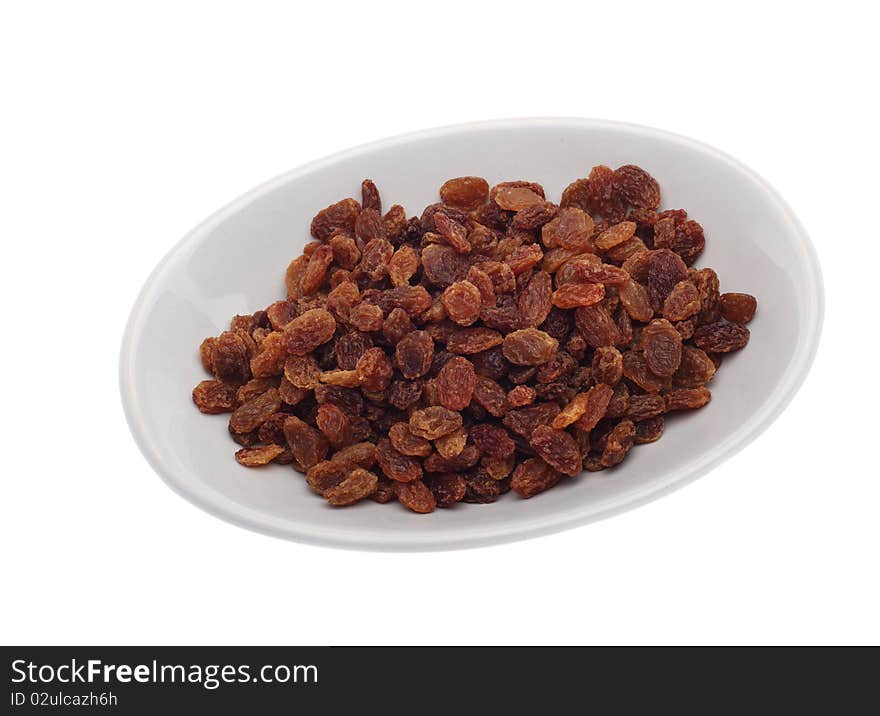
[120,118,823,551]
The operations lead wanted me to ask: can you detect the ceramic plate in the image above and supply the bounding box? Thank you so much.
[120,118,823,551]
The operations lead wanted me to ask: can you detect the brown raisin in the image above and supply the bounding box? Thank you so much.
[663,280,701,322]
[395,330,434,378]
[281,308,336,355]
[442,281,482,326]
[634,416,664,444]
[388,422,433,458]
[470,424,515,458]
[692,321,750,353]
[396,480,436,513]
[503,402,561,439]
[355,347,393,392]
[387,245,419,287]
[594,221,637,251]
[420,244,469,287]
[529,425,582,477]
[601,419,636,467]
[622,351,671,393]
[612,165,660,209]
[513,202,559,230]
[552,282,605,309]
[674,346,717,387]
[511,458,562,498]
[425,473,467,507]
[642,318,683,377]
[719,292,757,324]
[229,388,281,433]
[592,346,623,386]
[541,207,594,252]
[316,403,352,448]
[618,279,654,323]
[310,198,360,240]
[212,331,251,383]
[626,393,666,421]
[283,416,329,469]
[507,385,536,407]
[300,244,334,296]
[433,211,471,254]
[664,387,712,412]
[435,427,468,459]
[440,176,489,210]
[409,406,462,440]
[376,438,423,483]
[493,185,544,211]
[502,328,559,366]
[435,356,476,411]
[306,460,348,496]
[574,304,622,348]
[324,468,378,506]
[647,249,689,312]
[331,442,378,469]
[192,380,238,414]
[234,444,285,467]
[447,327,503,355]
[361,179,381,213]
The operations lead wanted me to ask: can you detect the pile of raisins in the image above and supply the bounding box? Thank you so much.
[193,167,757,513]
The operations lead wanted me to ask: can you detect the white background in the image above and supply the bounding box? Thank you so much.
[1,1,877,646]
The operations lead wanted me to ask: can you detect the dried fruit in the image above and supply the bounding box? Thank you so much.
[310,198,360,240]
[511,458,562,498]
[664,387,712,411]
[447,327,503,355]
[442,281,482,326]
[235,444,285,467]
[192,380,238,414]
[425,472,467,507]
[395,330,434,379]
[388,245,419,287]
[316,403,352,448]
[502,328,559,366]
[612,165,660,209]
[195,165,756,509]
[552,282,605,309]
[389,422,433,458]
[719,292,757,324]
[507,385,536,407]
[647,249,689,312]
[409,406,462,440]
[325,468,379,506]
[434,427,468,459]
[642,319,683,377]
[283,416,328,469]
[440,176,489,210]
[692,321,750,353]
[436,356,476,411]
[592,346,623,385]
[396,480,436,513]
[376,438,423,483]
[355,347,394,392]
[663,280,701,322]
[595,221,637,251]
[470,424,515,458]
[601,419,636,467]
[618,279,653,323]
[634,416,664,444]
[229,388,281,434]
[529,425,582,476]
[282,309,336,355]
[212,331,251,383]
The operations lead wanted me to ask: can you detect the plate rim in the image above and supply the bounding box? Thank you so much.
[119,117,825,551]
